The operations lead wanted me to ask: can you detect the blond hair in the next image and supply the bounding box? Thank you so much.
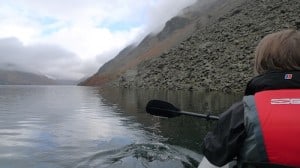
[254,29,300,74]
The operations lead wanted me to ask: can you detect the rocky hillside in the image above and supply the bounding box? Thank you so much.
[114,0,300,93]
[81,0,300,93]
[80,0,219,86]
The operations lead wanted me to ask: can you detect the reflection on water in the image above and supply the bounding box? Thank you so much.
[0,86,242,168]
[97,87,242,151]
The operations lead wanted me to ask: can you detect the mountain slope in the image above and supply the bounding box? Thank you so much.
[79,0,219,86]
[81,0,300,92]
[113,0,300,92]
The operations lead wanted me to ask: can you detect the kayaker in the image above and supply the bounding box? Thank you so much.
[201,29,300,168]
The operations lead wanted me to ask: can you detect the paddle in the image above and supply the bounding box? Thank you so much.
[146,100,219,120]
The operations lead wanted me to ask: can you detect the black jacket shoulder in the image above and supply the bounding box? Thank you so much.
[202,101,245,166]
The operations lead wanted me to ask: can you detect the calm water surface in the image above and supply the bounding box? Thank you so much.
[0,86,242,168]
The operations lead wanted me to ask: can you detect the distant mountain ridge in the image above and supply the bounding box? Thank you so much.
[0,70,77,85]
[0,70,57,85]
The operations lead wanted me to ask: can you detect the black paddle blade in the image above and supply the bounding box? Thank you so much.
[146,100,181,118]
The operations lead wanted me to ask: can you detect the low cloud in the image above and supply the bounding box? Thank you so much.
[0,38,87,80]
[0,0,197,80]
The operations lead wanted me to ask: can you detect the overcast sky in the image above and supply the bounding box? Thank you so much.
[0,0,196,80]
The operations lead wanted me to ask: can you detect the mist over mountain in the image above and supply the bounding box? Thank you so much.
[0,69,56,85]
[80,0,218,86]
[81,0,300,92]
[0,69,77,85]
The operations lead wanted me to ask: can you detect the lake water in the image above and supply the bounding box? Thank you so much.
[0,85,242,168]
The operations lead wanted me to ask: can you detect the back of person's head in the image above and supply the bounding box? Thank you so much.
[255,29,300,75]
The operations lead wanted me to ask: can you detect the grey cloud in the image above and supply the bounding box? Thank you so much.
[145,0,197,33]
[0,37,85,80]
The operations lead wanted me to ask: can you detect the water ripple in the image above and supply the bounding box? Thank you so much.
[75,143,202,168]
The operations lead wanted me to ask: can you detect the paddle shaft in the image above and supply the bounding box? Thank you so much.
[180,110,219,120]
[150,107,219,120]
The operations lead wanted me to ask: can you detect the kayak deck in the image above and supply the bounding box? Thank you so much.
[198,157,235,168]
